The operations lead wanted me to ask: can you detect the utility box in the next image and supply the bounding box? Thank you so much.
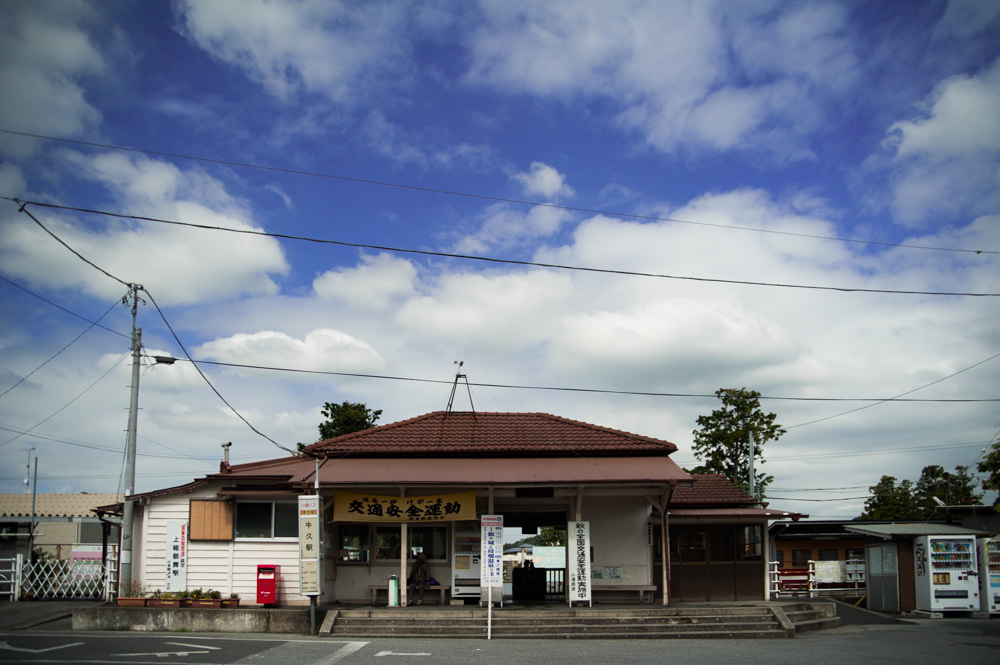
[256,564,279,606]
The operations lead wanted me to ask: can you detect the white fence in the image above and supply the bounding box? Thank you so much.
[769,559,866,598]
[0,554,117,601]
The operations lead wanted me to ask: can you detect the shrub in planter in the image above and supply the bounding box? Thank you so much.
[221,593,240,608]
[117,581,148,607]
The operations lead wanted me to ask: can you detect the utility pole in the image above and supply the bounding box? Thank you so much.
[119,284,143,593]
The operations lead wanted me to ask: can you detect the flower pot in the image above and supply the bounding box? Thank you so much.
[117,597,147,607]
[190,599,222,608]
[221,599,241,608]
[148,599,181,608]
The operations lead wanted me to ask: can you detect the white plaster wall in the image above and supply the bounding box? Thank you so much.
[583,496,651,585]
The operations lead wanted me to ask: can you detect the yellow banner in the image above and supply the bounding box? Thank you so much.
[333,490,477,523]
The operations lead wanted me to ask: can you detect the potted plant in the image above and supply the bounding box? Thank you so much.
[177,589,192,607]
[190,588,222,608]
[221,592,240,608]
[148,590,182,608]
[117,581,148,607]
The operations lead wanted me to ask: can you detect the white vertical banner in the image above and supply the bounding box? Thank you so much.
[298,495,323,596]
[481,515,503,586]
[165,520,187,592]
[568,521,591,606]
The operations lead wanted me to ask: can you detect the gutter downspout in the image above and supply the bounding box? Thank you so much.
[662,482,675,606]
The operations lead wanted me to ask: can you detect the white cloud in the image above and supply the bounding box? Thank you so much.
[511,162,574,199]
[198,329,385,375]
[175,0,412,104]
[890,58,1000,158]
[0,2,103,156]
[453,203,574,254]
[0,152,288,305]
[876,57,1000,225]
[464,0,858,159]
[313,253,418,310]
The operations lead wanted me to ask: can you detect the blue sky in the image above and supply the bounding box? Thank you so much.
[1,0,998,519]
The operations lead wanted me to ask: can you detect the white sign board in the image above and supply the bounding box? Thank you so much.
[298,495,322,596]
[568,521,591,604]
[165,520,187,592]
[813,561,847,584]
[481,515,503,585]
[532,546,566,569]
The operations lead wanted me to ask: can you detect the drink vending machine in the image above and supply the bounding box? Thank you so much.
[451,519,481,600]
[979,537,1000,614]
[913,535,978,612]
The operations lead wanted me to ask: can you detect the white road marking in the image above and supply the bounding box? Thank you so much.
[319,640,368,664]
[0,640,84,653]
[375,651,431,657]
[114,649,210,657]
[168,641,221,650]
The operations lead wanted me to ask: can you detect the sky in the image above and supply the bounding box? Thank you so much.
[0,0,998,522]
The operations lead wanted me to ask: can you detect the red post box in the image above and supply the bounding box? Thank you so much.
[256,564,279,606]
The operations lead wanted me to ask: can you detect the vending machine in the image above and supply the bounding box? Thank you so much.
[979,537,1000,614]
[913,535,979,612]
[451,519,481,601]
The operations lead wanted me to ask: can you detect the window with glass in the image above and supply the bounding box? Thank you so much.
[791,549,812,567]
[338,524,370,562]
[846,548,864,562]
[374,525,448,561]
[818,548,839,561]
[234,502,297,539]
[739,526,762,561]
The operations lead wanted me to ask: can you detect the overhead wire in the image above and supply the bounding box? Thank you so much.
[0,128,995,257]
[0,275,129,339]
[7,197,998,297]
[0,297,121,400]
[141,355,1000,404]
[4,201,292,455]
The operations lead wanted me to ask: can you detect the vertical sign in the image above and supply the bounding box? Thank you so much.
[481,515,503,585]
[298,495,322,596]
[165,520,187,592]
[568,521,591,605]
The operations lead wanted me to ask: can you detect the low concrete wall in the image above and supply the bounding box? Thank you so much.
[73,606,318,634]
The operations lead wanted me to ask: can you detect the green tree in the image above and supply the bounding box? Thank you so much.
[914,464,983,516]
[977,438,1000,510]
[691,388,784,497]
[859,475,923,520]
[317,401,383,441]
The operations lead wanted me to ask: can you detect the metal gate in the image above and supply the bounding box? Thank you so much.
[0,557,19,601]
[2,554,116,601]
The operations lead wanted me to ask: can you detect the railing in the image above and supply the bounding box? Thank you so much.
[0,556,21,602]
[769,559,866,598]
[545,568,565,595]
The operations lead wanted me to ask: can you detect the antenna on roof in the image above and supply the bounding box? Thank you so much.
[446,361,476,414]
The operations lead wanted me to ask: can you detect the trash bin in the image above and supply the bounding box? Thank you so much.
[256,564,279,606]
[387,575,399,607]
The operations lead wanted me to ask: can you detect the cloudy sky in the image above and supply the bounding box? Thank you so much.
[1,0,998,520]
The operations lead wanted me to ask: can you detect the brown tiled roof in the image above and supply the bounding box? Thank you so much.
[0,493,123,518]
[670,474,757,506]
[302,411,678,458]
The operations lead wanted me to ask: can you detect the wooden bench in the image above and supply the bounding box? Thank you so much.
[592,584,658,603]
[369,584,450,605]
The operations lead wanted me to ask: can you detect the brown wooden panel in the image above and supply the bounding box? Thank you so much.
[735,561,764,599]
[189,500,233,541]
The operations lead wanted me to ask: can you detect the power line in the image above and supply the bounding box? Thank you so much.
[0,128,995,257]
[786,352,1000,429]
[148,355,1000,404]
[8,197,999,297]
[0,275,129,339]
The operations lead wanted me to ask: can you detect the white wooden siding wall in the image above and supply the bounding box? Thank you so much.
[141,489,301,605]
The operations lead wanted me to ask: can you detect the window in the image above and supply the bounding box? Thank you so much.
[374,525,448,561]
[739,526,762,561]
[234,502,297,539]
[78,521,103,545]
[818,548,839,561]
[339,524,370,562]
[846,548,864,562]
[791,549,811,567]
[774,550,785,565]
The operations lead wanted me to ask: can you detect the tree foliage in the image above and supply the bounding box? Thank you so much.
[317,401,383,441]
[977,439,1000,510]
[691,388,785,497]
[859,466,983,520]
